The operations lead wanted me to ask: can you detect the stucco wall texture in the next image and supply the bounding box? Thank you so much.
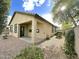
[9,12,54,43]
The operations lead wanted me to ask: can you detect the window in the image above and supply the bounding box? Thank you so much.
[10,25,13,32]
[14,24,17,33]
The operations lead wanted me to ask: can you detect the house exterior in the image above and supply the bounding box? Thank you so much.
[9,11,57,43]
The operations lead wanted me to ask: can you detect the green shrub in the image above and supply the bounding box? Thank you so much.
[14,47,44,59]
[64,29,77,59]
[55,32,62,39]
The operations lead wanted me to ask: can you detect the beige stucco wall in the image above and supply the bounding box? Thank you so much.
[9,24,19,37]
[24,18,53,40]
[21,20,53,40]
[10,13,54,43]
[35,18,53,42]
[74,26,79,58]
[10,13,34,37]
[10,13,34,25]
[36,21,52,39]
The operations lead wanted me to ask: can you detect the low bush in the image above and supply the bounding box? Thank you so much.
[64,29,77,59]
[55,32,62,39]
[14,47,44,59]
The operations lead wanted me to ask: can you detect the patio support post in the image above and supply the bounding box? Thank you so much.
[32,18,37,44]
[18,24,20,37]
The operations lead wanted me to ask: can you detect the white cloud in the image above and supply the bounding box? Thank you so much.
[42,13,62,27]
[42,13,52,23]
[23,0,34,11]
[22,0,46,11]
[47,0,51,6]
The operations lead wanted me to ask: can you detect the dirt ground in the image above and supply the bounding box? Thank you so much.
[0,35,29,59]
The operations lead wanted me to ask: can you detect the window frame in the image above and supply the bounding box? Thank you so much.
[14,24,17,33]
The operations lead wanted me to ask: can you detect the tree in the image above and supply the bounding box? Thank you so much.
[52,0,79,28]
[0,0,10,34]
[52,0,79,59]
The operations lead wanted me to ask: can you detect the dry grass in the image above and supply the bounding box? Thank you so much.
[42,46,67,59]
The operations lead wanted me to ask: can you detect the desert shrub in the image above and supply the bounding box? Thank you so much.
[64,29,77,59]
[14,47,44,59]
[55,32,62,39]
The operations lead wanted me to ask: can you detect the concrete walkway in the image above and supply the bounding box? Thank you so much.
[0,36,29,59]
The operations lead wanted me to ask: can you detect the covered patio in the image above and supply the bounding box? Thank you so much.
[18,19,46,44]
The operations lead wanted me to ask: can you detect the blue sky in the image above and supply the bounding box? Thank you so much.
[9,0,53,16]
[8,0,59,26]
